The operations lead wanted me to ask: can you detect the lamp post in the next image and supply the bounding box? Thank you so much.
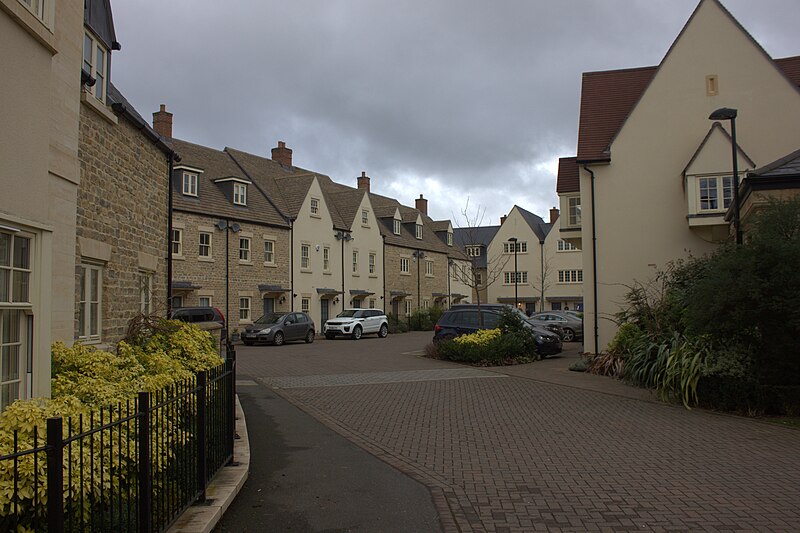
[709,107,742,244]
[216,219,241,354]
[508,237,518,309]
[413,250,425,327]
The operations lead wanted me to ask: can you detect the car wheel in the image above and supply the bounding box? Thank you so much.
[352,326,362,340]
[243,340,254,346]
[273,332,284,346]
[563,328,575,342]
[325,333,336,340]
[378,324,389,338]
[305,330,315,343]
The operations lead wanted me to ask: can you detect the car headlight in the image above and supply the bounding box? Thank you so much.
[535,334,544,342]
[259,328,272,334]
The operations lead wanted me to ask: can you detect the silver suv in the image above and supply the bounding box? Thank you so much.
[323,308,389,340]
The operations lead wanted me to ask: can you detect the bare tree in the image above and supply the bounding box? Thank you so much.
[450,199,511,325]
[533,243,555,312]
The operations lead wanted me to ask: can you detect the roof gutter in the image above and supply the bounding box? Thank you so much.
[583,164,600,354]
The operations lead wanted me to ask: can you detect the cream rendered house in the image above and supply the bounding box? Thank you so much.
[1,0,83,405]
[486,206,548,314]
[562,0,800,353]
[540,209,583,312]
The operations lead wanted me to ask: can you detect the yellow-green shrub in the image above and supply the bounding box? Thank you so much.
[453,328,501,346]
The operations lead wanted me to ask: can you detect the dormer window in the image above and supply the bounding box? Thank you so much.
[698,176,733,211]
[182,172,198,196]
[466,246,481,257]
[415,224,423,240]
[393,219,401,235]
[233,183,247,206]
[447,232,453,246]
[83,32,108,103]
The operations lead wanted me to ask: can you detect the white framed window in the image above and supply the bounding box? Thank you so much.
[503,242,527,254]
[182,172,198,196]
[415,224,423,240]
[369,253,376,275]
[504,271,528,284]
[369,298,376,309]
[361,210,369,225]
[405,299,413,317]
[171,228,183,256]
[199,232,212,258]
[323,246,330,272]
[310,198,319,216]
[400,257,410,274]
[557,239,578,252]
[239,297,251,321]
[466,246,481,257]
[568,197,581,226]
[698,176,734,212]
[422,299,430,309]
[0,232,31,304]
[425,260,434,277]
[239,237,251,262]
[83,32,108,102]
[476,272,483,286]
[0,309,25,411]
[558,270,583,284]
[264,240,275,264]
[171,295,183,309]
[233,183,247,206]
[352,251,359,273]
[301,298,310,313]
[301,244,310,270]
[139,270,153,315]
[199,296,212,307]
[78,264,103,342]
[20,0,47,22]
[447,232,453,246]
[393,219,401,235]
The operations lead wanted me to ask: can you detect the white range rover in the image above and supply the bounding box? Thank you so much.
[323,308,389,340]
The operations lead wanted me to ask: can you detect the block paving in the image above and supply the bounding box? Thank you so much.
[236,333,800,532]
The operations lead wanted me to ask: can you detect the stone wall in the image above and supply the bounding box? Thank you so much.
[384,245,448,316]
[76,104,169,345]
[171,211,291,332]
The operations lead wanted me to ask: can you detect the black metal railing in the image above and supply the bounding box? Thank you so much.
[0,354,235,533]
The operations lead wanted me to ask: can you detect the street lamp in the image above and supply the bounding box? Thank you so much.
[507,237,518,309]
[708,107,742,244]
[216,219,241,354]
[412,250,426,329]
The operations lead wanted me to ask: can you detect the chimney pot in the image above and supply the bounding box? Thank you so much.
[272,141,293,167]
[152,104,173,138]
[500,215,507,225]
[550,207,560,224]
[357,171,370,192]
[415,194,428,215]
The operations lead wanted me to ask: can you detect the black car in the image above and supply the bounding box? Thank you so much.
[433,304,562,356]
[241,312,315,346]
[170,306,225,326]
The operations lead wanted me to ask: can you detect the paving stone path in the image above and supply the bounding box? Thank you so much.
[235,332,800,532]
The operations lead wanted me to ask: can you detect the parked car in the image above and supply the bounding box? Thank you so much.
[529,312,583,342]
[170,306,225,326]
[433,304,562,356]
[241,312,315,346]
[323,308,389,340]
[526,316,566,339]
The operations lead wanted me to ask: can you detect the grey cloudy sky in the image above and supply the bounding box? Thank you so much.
[111,0,798,225]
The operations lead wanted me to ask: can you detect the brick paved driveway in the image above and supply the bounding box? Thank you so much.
[236,332,800,532]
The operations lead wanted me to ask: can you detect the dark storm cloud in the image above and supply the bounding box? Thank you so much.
[111,0,799,222]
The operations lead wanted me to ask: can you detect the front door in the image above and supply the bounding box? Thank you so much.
[320,299,329,325]
[263,297,275,316]
[392,300,399,318]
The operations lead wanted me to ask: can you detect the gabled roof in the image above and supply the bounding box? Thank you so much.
[108,84,174,157]
[748,148,800,178]
[452,226,500,269]
[430,220,452,233]
[325,188,367,230]
[170,139,288,227]
[84,0,118,50]
[556,156,580,194]
[682,122,756,178]
[367,193,457,256]
[514,205,551,242]
[576,0,800,163]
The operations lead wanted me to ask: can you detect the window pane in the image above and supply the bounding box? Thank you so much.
[96,47,105,76]
[1,383,19,411]
[0,234,10,266]
[0,271,7,302]
[12,271,29,302]
[83,34,93,70]
[78,302,85,335]
[90,269,99,301]
[2,346,19,382]
[90,303,99,335]
[2,310,20,343]
[13,237,30,269]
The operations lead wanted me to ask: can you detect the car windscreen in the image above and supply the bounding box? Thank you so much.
[254,313,286,325]
[336,310,363,318]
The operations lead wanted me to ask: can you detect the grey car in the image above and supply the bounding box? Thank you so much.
[529,312,583,342]
[241,312,315,346]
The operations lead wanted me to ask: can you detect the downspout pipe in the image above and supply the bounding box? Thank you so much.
[539,240,545,312]
[167,153,174,318]
[290,218,295,311]
[583,164,600,354]
[341,234,346,311]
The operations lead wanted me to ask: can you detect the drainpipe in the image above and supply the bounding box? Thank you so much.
[290,218,295,311]
[539,239,545,312]
[166,153,174,318]
[382,235,386,313]
[341,234,346,311]
[583,165,600,354]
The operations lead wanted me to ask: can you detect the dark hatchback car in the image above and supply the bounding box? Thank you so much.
[529,312,583,342]
[433,304,562,356]
[170,306,225,326]
[241,312,315,346]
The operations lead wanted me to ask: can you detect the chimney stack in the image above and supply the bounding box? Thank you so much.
[500,215,507,225]
[272,141,293,167]
[357,171,370,192]
[550,207,560,224]
[415,194,428,215]
[152,104,173,138]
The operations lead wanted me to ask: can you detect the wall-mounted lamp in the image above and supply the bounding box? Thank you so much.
[292,293,297,298]
[333,297,340,304]
[279,296,286,304]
